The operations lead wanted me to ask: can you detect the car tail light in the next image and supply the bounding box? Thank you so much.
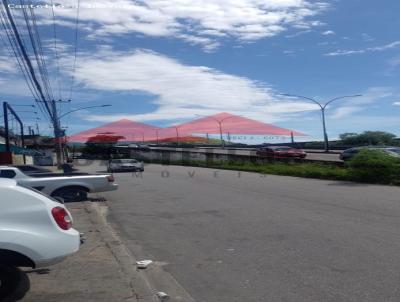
[107,175,115,182]
[51,207,72,230]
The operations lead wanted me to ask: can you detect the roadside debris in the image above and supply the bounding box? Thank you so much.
[156,292,170,301]
[136,259,153,269]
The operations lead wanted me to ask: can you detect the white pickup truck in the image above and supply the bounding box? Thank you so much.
[0,166,118,202]
[0,179,81,301]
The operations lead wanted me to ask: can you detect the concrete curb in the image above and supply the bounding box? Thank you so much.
[86,201,196,302]
[85,201,158,302]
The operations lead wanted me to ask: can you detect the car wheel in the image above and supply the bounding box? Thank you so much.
[52,187,88,202]
[0,266,30,302]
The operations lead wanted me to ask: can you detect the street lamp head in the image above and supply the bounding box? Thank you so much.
[101,104,112,107]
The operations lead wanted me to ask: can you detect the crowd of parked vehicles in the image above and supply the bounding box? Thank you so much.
[0,158,146,301]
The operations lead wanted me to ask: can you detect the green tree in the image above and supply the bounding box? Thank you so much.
[83,134,125,157]
[340,131,396,146]
[347,149,400,184]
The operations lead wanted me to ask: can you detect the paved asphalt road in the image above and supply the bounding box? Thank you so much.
[84,162,400,302]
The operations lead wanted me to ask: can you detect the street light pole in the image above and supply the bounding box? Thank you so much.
[195,114,238,148]
[321,107,329,151]
[175,126,180,146]
[51,100,63,167]
[54,104,112,167]
[58,104,112,119]
[280,94,362,152]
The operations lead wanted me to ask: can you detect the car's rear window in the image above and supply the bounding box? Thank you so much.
[0,170,16,179]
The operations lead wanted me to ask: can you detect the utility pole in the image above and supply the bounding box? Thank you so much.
[156,129,159,145]
[2,102,26,164]
[51,100,63,167]
[175,126,179,146]
[3,102,10,153]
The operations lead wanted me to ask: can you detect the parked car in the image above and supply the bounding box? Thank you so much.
[128,144,151,151]
[256,146,307,159]
[0,179,81,301]
[108,159,144,172]
[0,166,118,202]
[340,146,400,161]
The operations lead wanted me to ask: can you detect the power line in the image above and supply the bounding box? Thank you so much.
[1,0,54,120]
[0,13,40,103]
[26,4,58,119]
[0,6,52,123]
[1,6,49,121]
[20,2,54,102]
[29,5,55,100]
[50,0,62,100]
[68,0,81,100]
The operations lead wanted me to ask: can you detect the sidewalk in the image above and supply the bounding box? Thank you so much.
[21,201,155,302]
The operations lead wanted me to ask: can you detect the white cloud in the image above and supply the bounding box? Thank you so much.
[0,56,17,74]
[283,50,296,56]
[388,56,400,67]
[325,41,400,56]
[330,87,395,119]
[70,48,316,122]
[285,29,312,38]
[322,30,335,35]
[361,33,374,42]
[37,0,328,51]
[177,34,221,53]
[330,106,362,119]
[393,102,400,106]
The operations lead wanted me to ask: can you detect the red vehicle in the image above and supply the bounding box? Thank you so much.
[256,146,307,159]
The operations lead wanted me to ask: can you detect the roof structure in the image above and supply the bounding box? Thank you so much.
[68,113,306,143]
[67,119,161,143]
[164,112,305,137]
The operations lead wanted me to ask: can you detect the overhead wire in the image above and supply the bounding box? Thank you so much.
[1,0,54,121]
[20,1,54,103]
[50,0,62,100]
[68,0,80,101]
[29,4,55,100]
[0,12,40,104]
[25,2,58,119]
[0,4,51,125]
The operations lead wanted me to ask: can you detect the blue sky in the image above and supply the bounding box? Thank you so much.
[0,0,399,141]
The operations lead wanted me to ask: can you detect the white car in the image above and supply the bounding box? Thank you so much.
[0,166,118,202]
[0,179,81,301]
[108,159,144,172]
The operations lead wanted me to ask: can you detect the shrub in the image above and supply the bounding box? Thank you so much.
[346,150,400,184]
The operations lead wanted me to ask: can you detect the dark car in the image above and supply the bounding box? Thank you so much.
[256,146,307,159]
[129,144,151,151]
[340,146,400,161]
